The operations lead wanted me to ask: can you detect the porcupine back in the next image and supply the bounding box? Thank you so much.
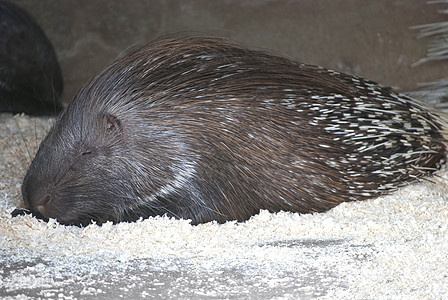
[20,36,448,226]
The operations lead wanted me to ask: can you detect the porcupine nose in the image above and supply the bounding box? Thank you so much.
[22,183,52,219]
[33,195,52,217]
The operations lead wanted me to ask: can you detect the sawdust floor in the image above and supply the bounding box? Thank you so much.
[0,114,447,299]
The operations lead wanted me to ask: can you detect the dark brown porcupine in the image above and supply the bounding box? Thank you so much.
[18,36,448,226]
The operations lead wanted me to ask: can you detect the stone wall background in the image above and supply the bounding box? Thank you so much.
[13,0,448,104]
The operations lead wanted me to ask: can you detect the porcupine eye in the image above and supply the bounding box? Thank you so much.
[81,114,123,157]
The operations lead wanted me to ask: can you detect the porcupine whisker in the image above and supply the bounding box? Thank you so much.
[51,150,96,187]
[49,75,60,116]
[0,133,28,174]
[7,116,34,171]
[32,120,40,162]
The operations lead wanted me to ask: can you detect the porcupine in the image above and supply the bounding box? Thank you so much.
[15,36,448,226]
[0,0,63,115]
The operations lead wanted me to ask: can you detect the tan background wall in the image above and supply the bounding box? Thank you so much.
[13,0,448,104]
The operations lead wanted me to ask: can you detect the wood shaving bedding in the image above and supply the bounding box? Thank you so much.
[0,114,447,299]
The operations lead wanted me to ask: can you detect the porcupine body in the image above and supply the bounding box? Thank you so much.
[20,36,448,226]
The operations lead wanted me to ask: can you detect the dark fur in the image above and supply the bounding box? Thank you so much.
[21,36,447,226]
[0,0,63,115]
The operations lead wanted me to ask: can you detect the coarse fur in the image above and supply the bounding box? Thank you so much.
[0,0,63,115]
[21,36,448,226]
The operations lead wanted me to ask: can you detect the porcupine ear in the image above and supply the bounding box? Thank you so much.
[101,113,123,138]
[98,113,123,143]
